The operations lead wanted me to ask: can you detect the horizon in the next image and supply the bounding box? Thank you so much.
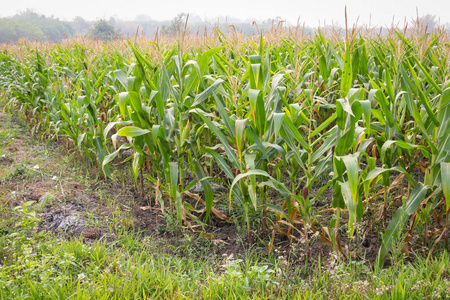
[2,0,450,27]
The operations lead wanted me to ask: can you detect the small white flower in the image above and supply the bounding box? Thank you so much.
[77,273,86,280]
[33,165,39,170]
[52,176,58,180]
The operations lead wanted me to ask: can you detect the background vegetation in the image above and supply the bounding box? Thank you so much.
[1,9,448,43]
[0,10,309,42]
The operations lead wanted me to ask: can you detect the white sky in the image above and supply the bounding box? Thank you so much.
[2,0,450,26]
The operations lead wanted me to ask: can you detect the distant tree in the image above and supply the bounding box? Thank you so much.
[108,17,117,27]
[89,19,120,40]
[71,16,91,34]
[0,19,45,42]
[162,13,187,35]
[0,9,72,42]
[13,9,41,21]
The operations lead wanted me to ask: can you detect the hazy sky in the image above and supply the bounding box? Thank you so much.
[3,0,450,26]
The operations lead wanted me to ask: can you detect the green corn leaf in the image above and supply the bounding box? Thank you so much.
[102,143,131,176]
[194,161,214,221]
[229,169,291,206]
[412,56,441,93]
[434,132,450,166]
[93,136,109,177]
[114,70,128,90]
[371,89,395,128]
[198,46,225,75]
[335,126,356,156]
[397,81,438,154]
[247,126,269,162]
[340,42,352,97]
[376,183,430,269]
[310,114,337,138]
[441,162,450,211]
[117,92,129,119]
[169,161,179,200]
[248,89,266,136]
[235,119,247,164]
[272,112,285,138]
[191,78,224,107]
[103,120,133,141]
[337,153,359,203]
[117,126,150,137]
[338,181,357,236]
[148,90,165,122]
[282,114,311,152]
[203,148,235,180]
[132,152,142,182]
[248,184,257,210]
[365,166,416,186]
[194,110,240,168]
[405,60,440,127]
[381,140,430,163]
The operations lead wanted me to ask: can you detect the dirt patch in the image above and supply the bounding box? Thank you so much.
[0,156,13,166]
[42,206,86,236]
[131,206,165,234]
[5,145,19,153]
[362,234,381,262]
[129,204,247,257]
[23,180,55,201]
[65,181,86,191]
[39,196,112,241]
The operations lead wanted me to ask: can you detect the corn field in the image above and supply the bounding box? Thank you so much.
[1,29,450,267]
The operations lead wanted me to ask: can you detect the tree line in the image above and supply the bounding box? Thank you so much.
[0,10,447,43]
[0,10,312,43]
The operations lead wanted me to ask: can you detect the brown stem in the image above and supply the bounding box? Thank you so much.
[262,207,267,231]
[304,222,310,259]
[446,211,449,250]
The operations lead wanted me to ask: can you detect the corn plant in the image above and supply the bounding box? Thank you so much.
[1,29,450,263]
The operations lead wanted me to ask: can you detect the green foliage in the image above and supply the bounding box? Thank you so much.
[1,30,450,265]
[89,19,120,40]
[0,10,73,42]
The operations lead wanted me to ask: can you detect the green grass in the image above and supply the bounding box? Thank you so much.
[1,208,450,299]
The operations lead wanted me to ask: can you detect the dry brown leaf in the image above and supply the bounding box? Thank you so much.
[183,190,231,221]
[429,227,447,256]
[194,231,214,239]
[278,220,305,237]
[139,206,153,211]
